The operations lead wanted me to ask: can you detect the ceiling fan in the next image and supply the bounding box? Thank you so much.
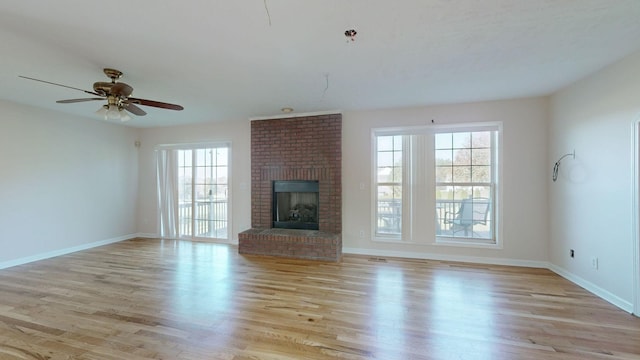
[19,68,184,121]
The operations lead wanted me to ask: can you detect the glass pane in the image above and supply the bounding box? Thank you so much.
[207,149,215,167]
[453,186,472,201]
[393,135,403,150]
[472,166,491,182]
[472,149,491,165]
[452,132,471,149]
[452,166,471,182]
[393,151,403,166]
[435,133,451,149]
[379,185,402,200]
[377,185,394,200]
[435,186,453,201]
[453,149,471,165]
[392,185,402,201]
[377,200,401,235]
[194,184,208,201]
[194,219,208,236]
[195,149,207,166]
[435,166,452,183]
[216,148,228,166]
[179,205,192,236]
[392,166,402,183]
[435,149,452,166]
[435,186,454,235]
[377,151,394,167]
[472,131,491,148]
[194,167,207,184]
[179,183,191,202]
[377,167,394,183]
[214,185,228,200]
[378,136,393,151]
[471,185,491,199]
[177,151,186,167]
[179,150,192,167]
[472,220,491,239]
[216,167,228,184]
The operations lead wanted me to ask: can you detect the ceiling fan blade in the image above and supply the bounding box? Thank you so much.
[128,97,184,111]
[56,98,104,104]
[122,102,147,116]
[19,75,102,96]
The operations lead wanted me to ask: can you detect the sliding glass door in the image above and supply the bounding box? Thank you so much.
[176,146,229,240]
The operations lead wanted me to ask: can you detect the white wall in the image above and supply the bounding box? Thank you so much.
[341,97,550,264]
[135,99,549,263]
[0,100,139,265]
[136,120,251,242]
[549,50,640,311]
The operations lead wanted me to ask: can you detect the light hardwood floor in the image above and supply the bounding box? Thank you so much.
[0,238,639,359]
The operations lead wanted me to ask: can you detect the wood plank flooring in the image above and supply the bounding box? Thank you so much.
[0,238,639,359]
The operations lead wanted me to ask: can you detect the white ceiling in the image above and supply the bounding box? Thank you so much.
[1,1,640,128]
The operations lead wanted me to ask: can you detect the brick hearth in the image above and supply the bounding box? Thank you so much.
[239,113,342,261]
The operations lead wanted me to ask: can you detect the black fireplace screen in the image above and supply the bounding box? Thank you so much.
[273,180,319,230]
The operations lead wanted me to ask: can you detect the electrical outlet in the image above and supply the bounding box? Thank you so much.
[359,230,365,238]
[570,249,575,258]
[359,182,365,190]
[592,257,599,270]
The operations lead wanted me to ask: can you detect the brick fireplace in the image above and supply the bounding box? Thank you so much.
[239,113,342,261]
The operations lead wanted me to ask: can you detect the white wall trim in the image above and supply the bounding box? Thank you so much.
[632,119,640,316]
[136,232,160,239]
[0,234,136,270]
[342,247,549,268]
[548,264,633,313]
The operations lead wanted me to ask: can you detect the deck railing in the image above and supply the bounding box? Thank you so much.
[179,200,228,238]
[377,199,491,238]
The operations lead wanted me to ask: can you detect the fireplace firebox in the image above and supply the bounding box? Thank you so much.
[273,180,319,230]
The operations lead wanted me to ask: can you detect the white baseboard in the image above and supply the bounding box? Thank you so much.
[0,234,136,270]
[136,232,160,239]
[342,247,549,268]
[547,264,633,313]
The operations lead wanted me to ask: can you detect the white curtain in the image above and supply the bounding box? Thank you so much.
[156,149,179,238]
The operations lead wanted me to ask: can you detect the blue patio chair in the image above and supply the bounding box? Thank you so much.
[446,198,490,236]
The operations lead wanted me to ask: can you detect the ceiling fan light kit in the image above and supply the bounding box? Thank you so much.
[19,68,183,122]
[96,104,131,122]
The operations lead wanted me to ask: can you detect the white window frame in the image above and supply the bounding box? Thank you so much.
[431,123,501,248]
[156,141,232,242]
[372,129,415,242]
[371,123,502,248]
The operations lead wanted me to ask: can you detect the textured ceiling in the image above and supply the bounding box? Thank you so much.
[1,1,640,127]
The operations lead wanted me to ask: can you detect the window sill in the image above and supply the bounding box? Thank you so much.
[373,236,415,244]
[434,236,502,249]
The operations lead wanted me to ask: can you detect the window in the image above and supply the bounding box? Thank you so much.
[374,135,405,238]
[372,123,500,246]
[434,130,496,243]
[177,147,229,239]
